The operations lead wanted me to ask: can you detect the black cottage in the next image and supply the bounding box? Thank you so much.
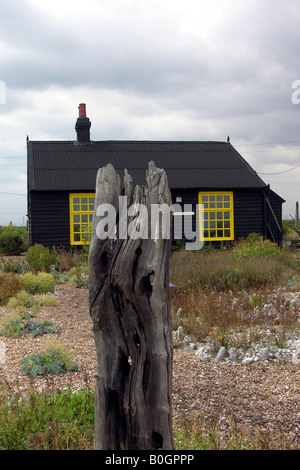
[27,104,284,249]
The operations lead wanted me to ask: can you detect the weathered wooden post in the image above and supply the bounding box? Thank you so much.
[89,161,174,450]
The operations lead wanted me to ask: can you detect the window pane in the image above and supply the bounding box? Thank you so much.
[209,212,215,219]
[89,197,95,204]
[81,205,88,211]
[81,198,88,204]
[210,221,216,228]
[224,229,230,237]
[204,230,209,238]
[209,196,215,201]
[73,215,80,223]
[73,198,80,204]
[210,202,215,208]
[210,230,216,238]
[89,204,94,211]
[224,202,230,208]
[217,212,222,219]
[224,221,230,228]
[89,214,93,223]
[224,212,230,219]
[224,195,230,201]
[203,203,208,209]
[204,213,208,220]
[217,230,223,237]
[217,202,223,208]
[73,204,80,211]
[217,195,222,201]
[202,196,208,202]
[204,221,208,229]
[81,215,88,223]
[217,221,223,228]
[74,233,81,242]
[73,224,80,232]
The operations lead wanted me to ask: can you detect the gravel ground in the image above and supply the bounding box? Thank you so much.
[0,284,299,449]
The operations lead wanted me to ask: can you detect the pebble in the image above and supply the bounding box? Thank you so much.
[177,330,300,365]
[215,346,226,363]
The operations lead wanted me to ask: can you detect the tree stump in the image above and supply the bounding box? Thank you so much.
[89,161,174,450]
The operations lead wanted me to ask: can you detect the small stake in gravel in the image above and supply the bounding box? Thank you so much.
[89,162,174,450]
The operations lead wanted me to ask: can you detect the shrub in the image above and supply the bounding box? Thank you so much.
[20,341,81,378]
[7,290,36,309]
[68,265,89,289]
[50,265,69,284]
[35,294,57,307]
[23,272,55,294]
[0,385,94,450]
[0,273,23,305]
[232,237,289,261]
[0,311,60,339]
[0,313,27,338]
[25,244,58,272]
[170,249,290,291]
[0,226,28,255]
[1,257,28,274]
[55,248,85,271]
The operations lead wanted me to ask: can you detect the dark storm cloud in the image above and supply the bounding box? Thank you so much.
[1,0,300,222]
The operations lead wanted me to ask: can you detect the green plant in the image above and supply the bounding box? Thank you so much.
[0,273,23,305]
[25,244,58,272]
[23,272,55,294]
[0,312,60,339]
[7,290,36,309]
[69,265,89,289]
[232,237,289,261]
[1,257,28,274]
[0,384,94,450]
[0,313,28,338]
[7,290,57,312]
[50,265,69,284]
[20,341,81,378]
[35,294,57,307]
[0,226,27,255]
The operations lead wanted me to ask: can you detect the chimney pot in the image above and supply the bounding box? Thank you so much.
[78,103,86,117]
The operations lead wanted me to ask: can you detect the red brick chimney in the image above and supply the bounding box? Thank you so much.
[78,103,86,117]
[75,103,91,143]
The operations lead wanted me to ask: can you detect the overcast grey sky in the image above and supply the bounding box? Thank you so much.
[1,0,300,226]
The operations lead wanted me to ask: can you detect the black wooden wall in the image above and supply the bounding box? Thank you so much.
[28,188,283,248]
[28,191,70,248]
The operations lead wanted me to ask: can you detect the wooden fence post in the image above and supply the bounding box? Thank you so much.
[89,161,174,450]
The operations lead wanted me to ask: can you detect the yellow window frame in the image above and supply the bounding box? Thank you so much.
[198,191,234,241]
[69,193,95,245]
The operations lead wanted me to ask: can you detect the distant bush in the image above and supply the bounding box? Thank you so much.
[23,272,55,294]
[25,244,58,272]
[0,232,24,255]
[0,225,28,254]
[20,341,81,378]
[232,237,289,261]
[0,273,23,305]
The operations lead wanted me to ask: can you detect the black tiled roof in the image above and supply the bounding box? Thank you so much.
[27,140,268,192]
